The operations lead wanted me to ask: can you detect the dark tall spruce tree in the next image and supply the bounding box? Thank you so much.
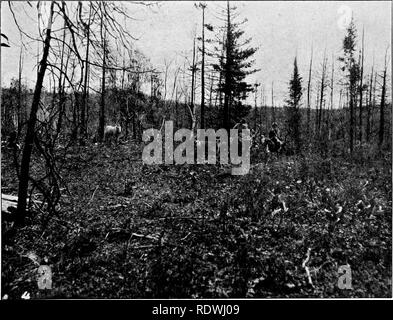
[286,57,303,153]
[213,1,259,130]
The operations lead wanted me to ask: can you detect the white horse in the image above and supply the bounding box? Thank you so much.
[104,124,122,144]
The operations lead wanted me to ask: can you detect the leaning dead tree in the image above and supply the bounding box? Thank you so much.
[16,2,55,225]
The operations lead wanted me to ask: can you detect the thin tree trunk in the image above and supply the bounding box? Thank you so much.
[50,73,56,139]
[371,71,377,141]
[200,3,206,129]
[315,82,320,133]
[329,55,334,142]
[259,87,263,128]
[223,1,231,130]
[306,44,313,137]
[338,89,342,109]
[56,33,70,142]
[99,13,106,142]
[175,88,179,129]
[191,36,196,115]
[365,78,369,141]
[379,50,387,147]
[318,52,327,135]
[254,84,258,131]
[17,1,54,224]
[209,73,213,108]
[81,2,92,144]
[132,102,137,140]
[358,28,364,142]
[17,46,23,137]
[366,65,373,142]
[349,75,354,154]
[72,90,79,142]
[271,81,275,122]
[216,35,225,110]
[121,52,125,91]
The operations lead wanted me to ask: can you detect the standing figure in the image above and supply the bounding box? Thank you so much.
[268,122,283,153]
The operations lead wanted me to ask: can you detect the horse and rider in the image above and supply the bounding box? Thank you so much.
[233,119,285,156]
[253,122,285,154]
[266,122,284,153]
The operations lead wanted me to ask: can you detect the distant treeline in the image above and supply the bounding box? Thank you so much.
[2,80,391,155]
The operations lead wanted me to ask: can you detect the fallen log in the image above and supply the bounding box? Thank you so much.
[1,194,18,214]
[1,194,42,214]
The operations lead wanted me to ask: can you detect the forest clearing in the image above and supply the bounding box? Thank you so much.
[0,1,391,299]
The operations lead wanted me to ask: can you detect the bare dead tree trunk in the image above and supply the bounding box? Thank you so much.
[259,86,263,128]
[191,36,196,116]
[175,87,179,129]
[318,51,327,135]
[99,12,106,142]
[121,52,125,92]
[81,2,92,145]
[365,76,370,141]
[371,71,377,141]
[358,28,364,142]
[254,82,260,131]
[17,46,24,137]
[264,98,267,129]
[271,81,275,122]
[254,92,257,131]
[306,44,313,137]
[54,2,67,143]
[16,1,54,225]
[132,101,137,140]
[366,64,373,142]
[199,2,207,129]
[315,82,320,133]
[55,33,71,143]
[329,54,334,142]
[338,89,342,109]
[72,89,79,142]
[379,50,387,147]
[208,72,213,108]
[349,87,354,154]
[223,0,232,131]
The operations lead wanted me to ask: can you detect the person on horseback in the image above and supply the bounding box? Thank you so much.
[268,122,283,152]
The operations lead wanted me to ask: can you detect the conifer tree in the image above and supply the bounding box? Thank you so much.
[212,1,259,130]
[338,18,359,154]
[286,57,303,153]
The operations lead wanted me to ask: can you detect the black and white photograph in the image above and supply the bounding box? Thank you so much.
[0,0,391,301]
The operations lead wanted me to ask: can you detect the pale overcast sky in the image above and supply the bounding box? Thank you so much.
[1,1,391,106]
